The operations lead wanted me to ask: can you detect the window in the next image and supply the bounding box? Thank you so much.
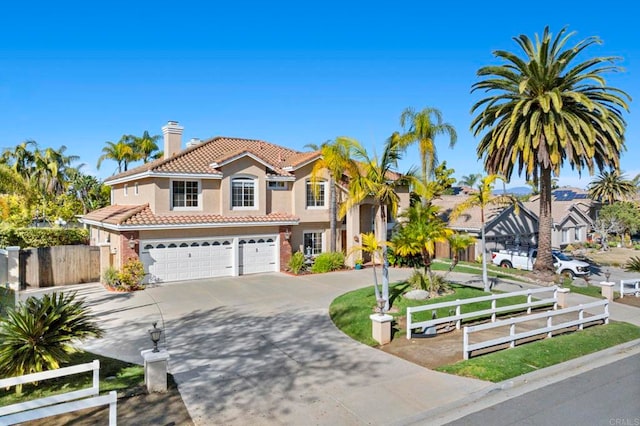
[172,180,199,208]
[303,231,323,255]
[232,177,255,208]
[306,180,326,208]
[134,183,139,195]
[123,184,128,196]
[574,227,582,241]
[268,181,287,190]
[561,229,569,243]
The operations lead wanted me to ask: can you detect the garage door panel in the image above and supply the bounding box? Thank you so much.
[239,238,277,275]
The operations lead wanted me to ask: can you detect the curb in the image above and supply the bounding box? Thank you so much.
[394,338,640,426]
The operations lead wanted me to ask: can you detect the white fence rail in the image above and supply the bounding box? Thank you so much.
[463,299,609,360]
[620,279,640,298]
[0,360,117,425]
[406,286,558,339]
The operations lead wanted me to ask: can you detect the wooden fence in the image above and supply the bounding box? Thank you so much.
[20,245,100,288]
[434,241,476,263]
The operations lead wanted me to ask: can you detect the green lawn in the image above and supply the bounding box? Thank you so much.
[0,351,145,406]
[436,321,640,382]
[329,281,537,346]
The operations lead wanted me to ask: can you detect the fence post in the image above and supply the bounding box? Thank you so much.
[604,300,609,325]
[92,360,100,395]
[6,246,20,306]
[463,326,469,360]
[547,315,553,338]
[600,282,615,301]
[578,305,584,330]
[527,290,532,314]
[509,323,515,348]
[491,299,496,322]
[556,287,570,308]
[455,301,461,330]
[406,307,412,340]
[108,391,117,426]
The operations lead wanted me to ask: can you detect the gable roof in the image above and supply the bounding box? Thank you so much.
[81,204,299,230]
[105,137,320,184]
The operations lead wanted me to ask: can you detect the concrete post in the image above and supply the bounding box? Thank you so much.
[6,246,20,305]
[556,287,570,308]
[141,349,170,393]
[600,282,615,301]
[370,314,393,345]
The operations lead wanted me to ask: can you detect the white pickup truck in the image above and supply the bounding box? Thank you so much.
[491,248,591,278]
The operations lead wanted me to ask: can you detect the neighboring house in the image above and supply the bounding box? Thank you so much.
[524,188,598,248]
[81,121,409,283]
[432,195,539,255]
[432,187,599,255]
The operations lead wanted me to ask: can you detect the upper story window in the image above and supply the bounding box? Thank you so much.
[123,184,128,197]
[574,227,582,241]
[134,182,139,195]
[172,180,199,209]
[306,179,326,208]
[232,177,256,208]
[268,181,287,190]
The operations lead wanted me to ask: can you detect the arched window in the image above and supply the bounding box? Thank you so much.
[231,177,256,208]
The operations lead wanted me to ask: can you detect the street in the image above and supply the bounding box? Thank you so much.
[448,353,640,426]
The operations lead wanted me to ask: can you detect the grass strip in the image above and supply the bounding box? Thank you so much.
[0,351,145,406]
[435,321,640,382]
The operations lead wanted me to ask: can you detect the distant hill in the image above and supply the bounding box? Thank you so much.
[493,186,531,196]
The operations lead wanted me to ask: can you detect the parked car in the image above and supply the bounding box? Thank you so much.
[491,248,591,278]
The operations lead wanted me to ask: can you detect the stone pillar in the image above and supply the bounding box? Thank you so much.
[279,226,292,271]
[141,349,170,393]
[600,282,615,301]
[556,287,570,308]
[6,246,20,305]
[370,314,393,345]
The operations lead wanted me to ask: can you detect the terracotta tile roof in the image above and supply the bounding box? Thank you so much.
[105,137,308,183]
[81,205,299,228]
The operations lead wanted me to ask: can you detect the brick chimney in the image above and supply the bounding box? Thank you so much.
[162,121,184,159]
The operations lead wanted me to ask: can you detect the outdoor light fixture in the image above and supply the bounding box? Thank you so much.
[128,235,136,249]
[605,269,611,282]
[149,322,162,353]
[283,229,291,241]
[54,217,67,227]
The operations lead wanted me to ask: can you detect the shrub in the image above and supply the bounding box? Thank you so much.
[625,256,640,272]
[0,292,103,394]
[608,241,618,248]
[311,252,344,273]
[0,227,88,249]
[634,244,640,250]
[407,270,449,296]
[102,266,120,288]
[288,251,306,275]
[102,259,145,291]
[387,246,422,268]
[564,244,575,252]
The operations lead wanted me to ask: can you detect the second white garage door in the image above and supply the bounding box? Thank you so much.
[239,237,277,275]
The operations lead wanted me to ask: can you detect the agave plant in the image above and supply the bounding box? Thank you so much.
[0,292,103,393]
[625,256,640,273]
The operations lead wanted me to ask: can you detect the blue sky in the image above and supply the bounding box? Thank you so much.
[1,1,638,188]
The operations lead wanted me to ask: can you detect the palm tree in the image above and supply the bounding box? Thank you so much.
[340,134,415,311]
[449,175,518,291]
[309,137,360,252]
[391,203,453,295]
[0,292,103,394]
[97,135,136,174]
[398,107,457,184]
[447,233,476,271]
[588,170,637,204]
[134,130,162,163]
[457,173,482,188]
[471,27,630,277]
[349,232,389,309]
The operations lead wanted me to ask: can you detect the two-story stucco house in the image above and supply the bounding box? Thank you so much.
[81,121,409,283]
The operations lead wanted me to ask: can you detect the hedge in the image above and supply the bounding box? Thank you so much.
[0,227,89,248]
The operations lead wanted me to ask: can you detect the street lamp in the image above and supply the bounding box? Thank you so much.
[148,322,162,353]
[605,269,611,282]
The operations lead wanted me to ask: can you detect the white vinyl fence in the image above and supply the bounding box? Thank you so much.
[406,286,558,339]
[620,278,640,298]
[0,360,117,425]
[463,299,609,360]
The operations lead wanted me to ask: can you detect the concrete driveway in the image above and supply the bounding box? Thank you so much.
[68,269,490,425]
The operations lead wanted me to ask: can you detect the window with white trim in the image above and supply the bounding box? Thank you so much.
[232,177,256,208]
[561,229,569,243]
[306,180,326,208]
[172,180,199,208]
[268,181,287,190]
[303,231,323,255]
[123,184,128,196]
[574,227,582,241]
[134,182,139,195]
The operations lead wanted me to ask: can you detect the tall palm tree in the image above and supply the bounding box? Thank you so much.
[340,134,415,311]
[134,130,162,163]
[457,173,482,188]
[449,175,518,291]
[97,135,136,174]
[309,137,360,252]
[471,27,630,277]
[1,140,37,179]
[398,107,457,184]
[588,170,637,204]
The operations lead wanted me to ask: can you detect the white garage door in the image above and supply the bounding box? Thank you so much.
[140,239,234,283]
[239,237,277,275]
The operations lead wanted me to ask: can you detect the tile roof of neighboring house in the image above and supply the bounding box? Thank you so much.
[82,204,299,228]
[105,137,321,183]
[523,197,595,225]
[430,195,515,231]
